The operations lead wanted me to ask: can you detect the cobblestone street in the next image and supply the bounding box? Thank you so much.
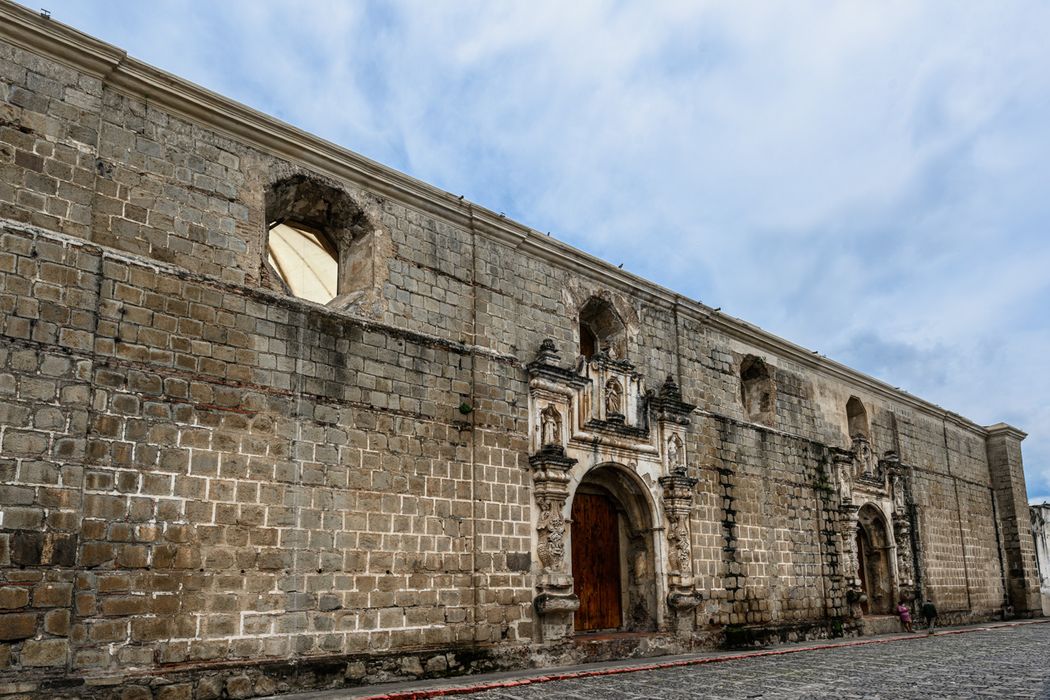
[459,624,1050,700]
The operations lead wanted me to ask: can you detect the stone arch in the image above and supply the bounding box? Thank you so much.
[856,502,895,615]
[578,297,628,360]
[263,174,380,307]
[847,396,870,440]
[569,463,659,633]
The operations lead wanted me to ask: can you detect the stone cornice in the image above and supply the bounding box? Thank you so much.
[985,423,1027,441]
[0,0,999,437]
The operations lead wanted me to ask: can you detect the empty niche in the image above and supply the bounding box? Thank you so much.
[264,174,375,307]
[578,297,627,360]
[846,396,870,440]
[740,355,776,425]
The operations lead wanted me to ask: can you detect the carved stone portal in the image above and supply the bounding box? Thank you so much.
[527,341,700,638]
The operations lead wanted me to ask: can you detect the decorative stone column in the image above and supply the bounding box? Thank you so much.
[651,376,702,624]
[832,448,863,615]
[840,503,864,617]
[529,446,578,641]
[659,467,702,620]
[887,457,915,602]
[527,339,587,642]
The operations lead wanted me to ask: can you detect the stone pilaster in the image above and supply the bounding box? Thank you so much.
[887,458,915,600]
[659,468,702,620]
[986,423,1042,615]
[839,503,863,616]
[529,446,579,642]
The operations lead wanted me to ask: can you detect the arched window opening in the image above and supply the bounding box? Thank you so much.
[264,175,373,307]
[740,355,775,425]
[847,396,870,440]
[578,297,626,360]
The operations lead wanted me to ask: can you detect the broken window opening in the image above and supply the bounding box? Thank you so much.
[267,221,339,305]
[263,174,378,310]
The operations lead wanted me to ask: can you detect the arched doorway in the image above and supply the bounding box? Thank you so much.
[570,465,657,633]
[856,503,895,615]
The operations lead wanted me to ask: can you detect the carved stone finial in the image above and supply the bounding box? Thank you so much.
[659,375,682,402]
[534,338,560,365]
[649,376,695,426]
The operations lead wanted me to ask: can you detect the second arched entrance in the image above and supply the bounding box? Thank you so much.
[570,465,658,633]
[856,503,895,615]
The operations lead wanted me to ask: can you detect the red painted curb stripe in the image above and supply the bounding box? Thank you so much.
[359,619,1050,700]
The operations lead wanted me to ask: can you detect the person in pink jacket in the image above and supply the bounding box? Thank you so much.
[897,601,913,632]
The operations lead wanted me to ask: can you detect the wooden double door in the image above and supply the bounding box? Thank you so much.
[571,492,623,631]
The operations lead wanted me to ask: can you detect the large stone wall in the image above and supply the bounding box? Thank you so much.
[0,4,1042,697]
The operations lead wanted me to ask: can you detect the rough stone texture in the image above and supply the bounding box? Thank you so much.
[0,4,1042,699]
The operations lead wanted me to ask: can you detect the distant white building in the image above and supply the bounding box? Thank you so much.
[1033,504,1050,616]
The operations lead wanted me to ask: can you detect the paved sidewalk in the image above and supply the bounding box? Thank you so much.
[274,618,1050,700]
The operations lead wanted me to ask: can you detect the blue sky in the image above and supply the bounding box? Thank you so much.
[38,1,1050,502]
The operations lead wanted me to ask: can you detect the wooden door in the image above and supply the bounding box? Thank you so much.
[571,492,622,631]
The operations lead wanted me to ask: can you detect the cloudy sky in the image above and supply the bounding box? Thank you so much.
[40,1,1050,502]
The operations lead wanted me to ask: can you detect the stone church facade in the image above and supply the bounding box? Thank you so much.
[0,4,1042,697]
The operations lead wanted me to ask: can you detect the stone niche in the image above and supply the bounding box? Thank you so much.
[526,339,700,642]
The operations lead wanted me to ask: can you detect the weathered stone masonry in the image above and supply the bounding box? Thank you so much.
[0,3,1042,697]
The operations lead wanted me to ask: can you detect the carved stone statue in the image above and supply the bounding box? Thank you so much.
[853,436,876,477]
[540,404,561,447]
[838,461,853,504]
[667,434,683,469]
[892,473,905,513]
[605,378,623,416]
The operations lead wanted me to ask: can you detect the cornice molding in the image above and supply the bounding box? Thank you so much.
[985,423,1027,442]
[0,0,997,437]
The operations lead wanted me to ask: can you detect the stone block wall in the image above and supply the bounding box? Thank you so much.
[0,4,1041,696]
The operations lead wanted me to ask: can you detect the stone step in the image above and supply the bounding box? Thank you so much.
[860,615,908,636]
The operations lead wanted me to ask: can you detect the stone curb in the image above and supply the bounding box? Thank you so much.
[357,619,1050,700]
